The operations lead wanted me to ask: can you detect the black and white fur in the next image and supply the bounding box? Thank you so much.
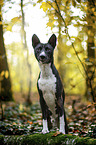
[32,34,68,134]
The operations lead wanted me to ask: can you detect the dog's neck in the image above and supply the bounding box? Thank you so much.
[39,62,53,78]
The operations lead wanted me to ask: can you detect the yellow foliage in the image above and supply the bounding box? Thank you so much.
[4,16,21,31]
[0,70,9,79]
[84,6,87,11]
[6,25,12,31]
[66,6,70,10]
[84,62,93,66]
[72,0,76,7]
[37,0,43,3]
[5,71,9,79]
[47,20,55,28]
[64,61,76,64]
[11,16,21,23]
[64,61,73,64]
[40,2,51,12]
[19,104,23,111]
[94,12,96,16]
[1,71,4,77]
[2,0,95,96]
[94,78,96,83]
[48,12,55,20]
[62,0,67,4]
[92,8,95,12]
[11,70,16,78]
[0,0,4,5]
[0,21,2,25]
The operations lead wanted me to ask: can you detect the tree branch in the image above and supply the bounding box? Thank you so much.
[47,0,95,102]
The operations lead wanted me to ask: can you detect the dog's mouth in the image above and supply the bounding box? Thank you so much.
[39,59,49,64]
[39,58,50,64]
[38,55,50,64]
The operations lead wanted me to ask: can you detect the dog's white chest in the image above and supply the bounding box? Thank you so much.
[38,63,57,117]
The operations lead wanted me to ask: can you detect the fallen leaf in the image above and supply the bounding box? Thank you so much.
[52,131,62,137]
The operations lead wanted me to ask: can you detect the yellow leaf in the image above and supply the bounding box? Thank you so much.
[85,62,93,66]
[94,12,96,16]
[1,71,4,77]
[19,104,23,111]
[5,71,9,79]
[12,122,16,125]
[65,61,75,64]
[47,20,55,28]
[0,0,4,5]
[11,16,21,23]
[94,78,96,83]
[40,2,51,12]
[40,2,48,12]
[6,25,12,31]
[92,8,95,12]
[84,6,87,11]
[52,131,62,136]
[37,0,43,3]
[88,30,91,35]
[0,21,2,25]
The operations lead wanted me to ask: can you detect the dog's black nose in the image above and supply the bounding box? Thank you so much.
[40,55,46,60]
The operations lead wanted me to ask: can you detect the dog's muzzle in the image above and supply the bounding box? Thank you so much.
[39,51,48,63]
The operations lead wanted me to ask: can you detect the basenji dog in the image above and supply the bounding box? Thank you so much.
[32,34,68,134]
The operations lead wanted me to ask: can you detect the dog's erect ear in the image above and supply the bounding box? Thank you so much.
[32,34,40,48]
[48,34,57,48]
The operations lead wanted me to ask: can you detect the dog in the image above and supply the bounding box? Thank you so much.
[32,34,68,134]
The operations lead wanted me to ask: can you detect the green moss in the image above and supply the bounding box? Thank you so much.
[22,134,48,145]
[0,132,96,145]
[3,135,23,145]
[75,137,96,145]
[21,133,96,145]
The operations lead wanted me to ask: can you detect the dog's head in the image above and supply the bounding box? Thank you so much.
[32,34,57,64]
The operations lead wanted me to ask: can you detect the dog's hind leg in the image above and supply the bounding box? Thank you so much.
[64,108,68,134]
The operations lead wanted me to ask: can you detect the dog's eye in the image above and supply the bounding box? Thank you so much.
[45,47,50,52]
[37,47,42,52]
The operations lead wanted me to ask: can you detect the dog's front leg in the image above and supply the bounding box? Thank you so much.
[59,115,65,134]
[42,119,49,134]
[39,94,49,134]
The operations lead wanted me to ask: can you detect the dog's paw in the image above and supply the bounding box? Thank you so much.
[42,129,49,134]
[59,129,65,134]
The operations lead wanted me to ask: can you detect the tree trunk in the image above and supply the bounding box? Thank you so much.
[86,0,96,102]
[21,0,32,104]
[0,5,13,101]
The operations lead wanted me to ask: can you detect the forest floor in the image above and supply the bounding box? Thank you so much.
[0,93,96,138]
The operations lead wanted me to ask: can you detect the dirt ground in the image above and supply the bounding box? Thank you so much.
[13,92,39,104]
[13,92,88,111]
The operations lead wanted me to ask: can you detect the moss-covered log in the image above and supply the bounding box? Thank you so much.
[0,132,96,145]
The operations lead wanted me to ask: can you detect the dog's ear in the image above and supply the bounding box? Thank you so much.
[32,34,40,48]
[48,34,57,48]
